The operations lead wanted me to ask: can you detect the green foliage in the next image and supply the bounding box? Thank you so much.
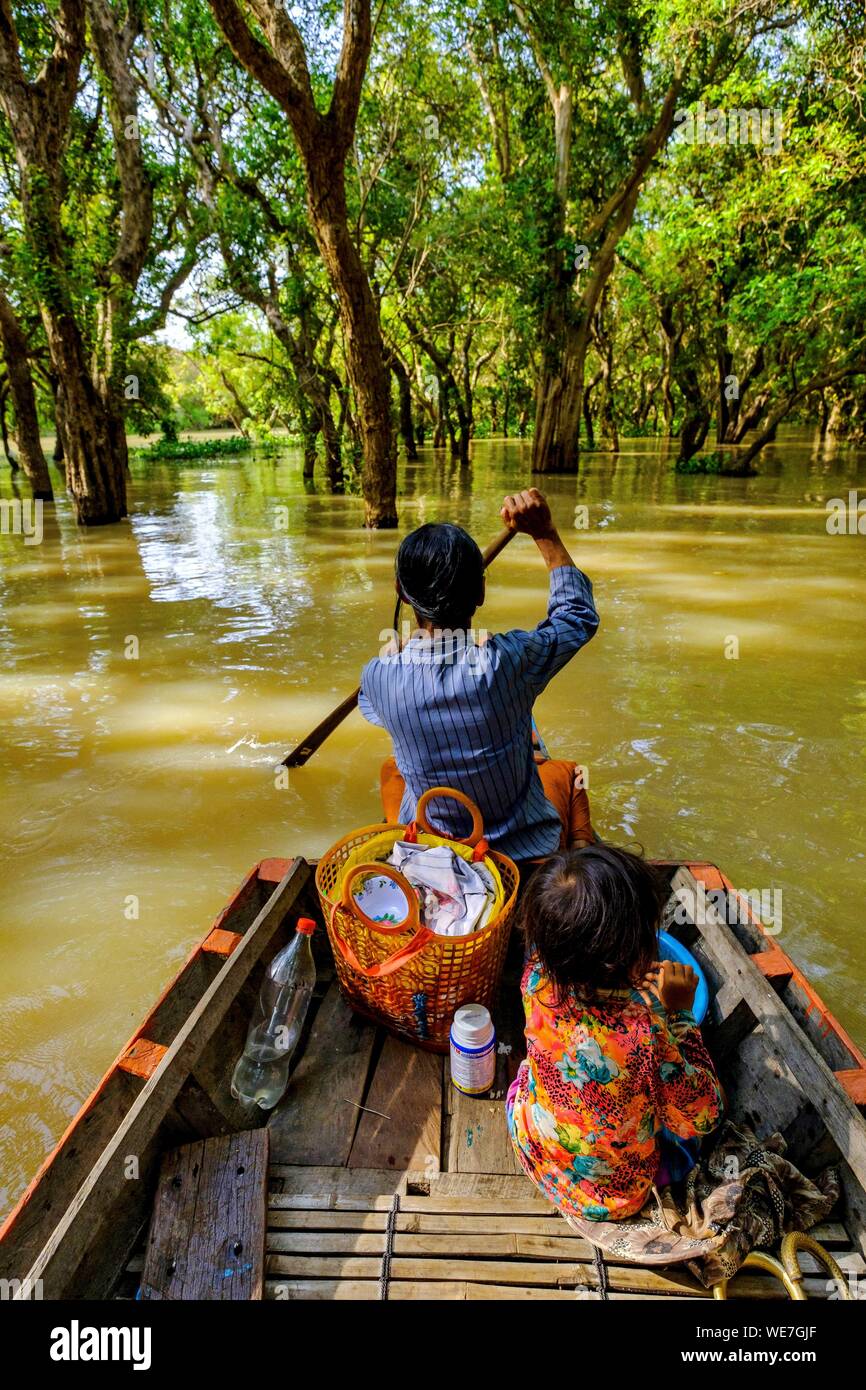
[674,451,724,474]
[123,344,175,435]
[2,0,864,481]
[134,435,259,460]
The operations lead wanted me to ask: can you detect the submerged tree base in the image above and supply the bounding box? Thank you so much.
[674,450,759,477]
[364,507,399,529]
[719,464,760,478]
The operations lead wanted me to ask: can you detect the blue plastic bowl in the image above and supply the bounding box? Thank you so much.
[657,930,709,1024]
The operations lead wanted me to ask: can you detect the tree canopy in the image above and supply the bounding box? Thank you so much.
[0,0,863,523]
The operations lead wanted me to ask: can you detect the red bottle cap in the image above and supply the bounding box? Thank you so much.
[296,917,317,936]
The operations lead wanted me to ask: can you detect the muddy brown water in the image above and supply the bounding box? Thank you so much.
[1,431,864,1216]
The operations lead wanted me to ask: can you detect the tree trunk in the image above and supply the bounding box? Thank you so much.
[410,323,472,465]
[529,74,577,472]
[52,377,67,465]
[599,380,619,452]
[825,396,845,440]
[595,291,619,452]
[0,289,53,498]
[180,67,347,500]
[677,410,711,465]
[438,380,458,457]
[219,369,251,434]
[411,365,437,448]
[0,387,18,469]
[28,167,126,521]
[716,344,734,444]
[714,280,733,444]
[298,397,318,479]
[260,299,344,491]
[208,0,396,526]
[533,322,590,471]
[635,373,659,432]
[818,392,830,438]
[391,357,418,460]
[731,389,771,443]
[87,0,154,488]
[433,378,448,448]
[0,0,127,523]
[452,389,471,464]
[676,364,711,465]
[849,393,866,444]
[582,371,600,450]
[659,301,680,438]
[300,162,395,524]
[528,62,683,472]
[726,372,852,474]
[315,412,339,490]
[724,348,766,442]
[678,419,711,465]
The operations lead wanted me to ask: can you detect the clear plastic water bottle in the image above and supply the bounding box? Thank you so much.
[230,917,316,1110]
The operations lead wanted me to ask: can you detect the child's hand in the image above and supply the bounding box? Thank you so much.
[637,964,663,1008]
[657,961,698,1013]
[638,961,698,1013]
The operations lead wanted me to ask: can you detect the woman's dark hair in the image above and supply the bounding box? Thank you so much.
[520,845,667,997]
[395,523,484,629]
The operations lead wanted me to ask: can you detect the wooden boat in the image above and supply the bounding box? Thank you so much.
[2,854,865,1301]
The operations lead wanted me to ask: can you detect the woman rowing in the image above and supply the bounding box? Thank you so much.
[358,488,599,860]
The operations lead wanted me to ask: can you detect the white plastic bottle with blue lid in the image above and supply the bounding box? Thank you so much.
[450,1004,496,1095]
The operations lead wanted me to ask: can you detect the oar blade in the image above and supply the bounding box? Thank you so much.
[282,687,362,767]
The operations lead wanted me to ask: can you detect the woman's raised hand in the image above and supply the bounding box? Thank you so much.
[500,488,556,539]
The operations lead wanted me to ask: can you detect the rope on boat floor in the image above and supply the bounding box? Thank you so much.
[379,1192,401,1301]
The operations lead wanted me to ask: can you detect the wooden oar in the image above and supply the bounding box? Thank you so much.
[281,525,516,768]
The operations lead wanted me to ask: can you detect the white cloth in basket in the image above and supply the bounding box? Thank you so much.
[388,841,495,937]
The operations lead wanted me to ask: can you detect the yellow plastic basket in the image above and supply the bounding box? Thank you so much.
[315,788,519,1051]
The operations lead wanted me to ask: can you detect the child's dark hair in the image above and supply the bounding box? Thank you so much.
[520,845,667,997]
[395,523,484,629]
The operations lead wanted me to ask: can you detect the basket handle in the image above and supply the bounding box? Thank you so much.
[340,863,420,933]
[411,787,485,849]
[332,863,434,978]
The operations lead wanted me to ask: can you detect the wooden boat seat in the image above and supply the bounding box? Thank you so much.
[139,1130,269,1300]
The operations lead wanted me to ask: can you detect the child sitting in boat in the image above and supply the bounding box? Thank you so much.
[508,845,723,1221]
[358,488,599,860]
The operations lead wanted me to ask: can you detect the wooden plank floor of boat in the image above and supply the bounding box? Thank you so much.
[121,962,853,1302]
[257,1000,860,1299]
[111,866,866,1304]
